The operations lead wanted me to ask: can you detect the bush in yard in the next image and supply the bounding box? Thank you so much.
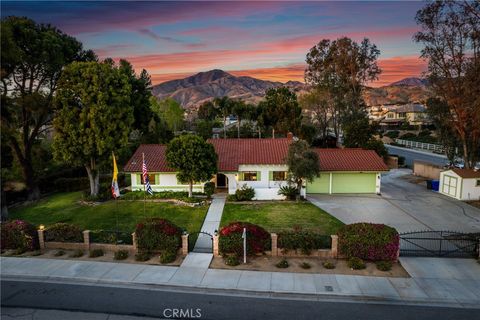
[300,262,311,269]
[219,222,270,256]
[337,223,399,262]
[54,250,65,257]
[89,249,104,258]
[224,255,240,266]
[347,257,366,270]
[70,249,84,258]
[159,249,177,264]
[45,223,83,243]
[276,258,289,268]
[322,261,335,269]
[277,185,297,200]
[376,260,393,271]
[1,220,39,252]
[114,250,129,260]
[135,252,151,262]
[204,182,215,199]
[233,184,255,201]
[278,229,331,255]
[135,218,182,254]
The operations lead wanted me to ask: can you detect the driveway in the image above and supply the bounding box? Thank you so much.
[307,169,480,233]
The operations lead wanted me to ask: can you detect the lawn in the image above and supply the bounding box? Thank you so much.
[220,202,344,235]
[9,192,208,234]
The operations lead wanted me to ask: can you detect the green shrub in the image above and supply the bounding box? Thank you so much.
[90,230,133,245]
[54,177,89,192]
[234,184,255,201]
[384,130,399,139]
[82,182,112,202]
[337,223,399,262]
[204,182,215,198]
[54,250,65,257]
[300,262,311,269]
[224,255,240,266]
[159,250,177,264]
[276,259,289,268]
[219,222,270,256]
[227,194,237,201]
[70,249,84,258]
[278,230,331,255]
[135,218,182,253]
[322,261,335,269]
[347,257,366,270]
[45,223,83,243]
[89,249,104,258]
[278,185,298,200]
[1,220,39,252]
[121,190,204,200]
[376,260,393,271]
[114,250,129,260]
[135,252,151,262]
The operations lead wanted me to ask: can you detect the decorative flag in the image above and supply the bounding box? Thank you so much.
[111,152,120,198]
[142,154,154,195]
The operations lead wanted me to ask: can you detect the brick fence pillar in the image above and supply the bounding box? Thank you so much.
[331,235,338,258]
[132,232,138,253]
[271,233,278,256]
[83,230,90,251]
[213,234,219,257]
[181,234,189,256]
[37,229,45,250]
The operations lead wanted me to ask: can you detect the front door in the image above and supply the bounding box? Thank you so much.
[216,173,227,188]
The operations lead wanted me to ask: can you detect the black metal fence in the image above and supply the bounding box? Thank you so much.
[400,230,479,258]
[90,230,133,245]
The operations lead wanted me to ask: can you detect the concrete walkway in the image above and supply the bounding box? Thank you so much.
[193,194,226,253]
[1,257,479,308]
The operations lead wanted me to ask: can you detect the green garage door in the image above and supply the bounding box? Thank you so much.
[306,173,330,193]
[332,173,376,193]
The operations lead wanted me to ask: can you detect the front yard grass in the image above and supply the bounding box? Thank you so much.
[9,192,208,234]
[221,202,344,235]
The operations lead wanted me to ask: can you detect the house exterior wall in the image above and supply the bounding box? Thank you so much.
[130,172,204,192]
[460,178,480,201]
[231,164,289,200]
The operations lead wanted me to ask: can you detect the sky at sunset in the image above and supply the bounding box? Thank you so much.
[2,1,428,87]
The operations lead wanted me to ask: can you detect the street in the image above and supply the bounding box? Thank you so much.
[385,145,449,167]
[1,279,478,320]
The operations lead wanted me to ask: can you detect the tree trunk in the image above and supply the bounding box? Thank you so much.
[188,181,193,198]
[237,116,241,139]
[223,115,227,139]
[1,187,8,221]
[85,164,100,196]
[462,139,470,169]
[23,160,40,201]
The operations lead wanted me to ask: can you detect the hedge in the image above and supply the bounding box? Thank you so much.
[135,218,182,253]
[120,190,204,200]
[219,222,270,256]
[337,223,399,262]
[45,223,84,243]
[278,230,331,255]
[1,220,39,252]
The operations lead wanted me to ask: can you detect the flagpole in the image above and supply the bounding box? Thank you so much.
[142,153,146,217]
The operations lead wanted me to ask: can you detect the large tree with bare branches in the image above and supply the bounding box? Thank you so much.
[414,0,480,168]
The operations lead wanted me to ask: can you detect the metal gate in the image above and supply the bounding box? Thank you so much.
[400,231,479,258]
[188,231,213,253]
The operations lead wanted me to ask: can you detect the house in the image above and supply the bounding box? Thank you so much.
[380,103,429,128]
[439,169,480,201]
[124,136,389,200]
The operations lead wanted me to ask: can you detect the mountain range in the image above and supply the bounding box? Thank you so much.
[152,69,429,108]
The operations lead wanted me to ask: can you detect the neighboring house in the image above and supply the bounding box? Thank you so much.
[124,136,389,200]
[380,103,429,127]
[439,169,480,201]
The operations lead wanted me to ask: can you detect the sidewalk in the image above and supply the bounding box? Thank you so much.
[193,194,226,253]
[1,256,479,308]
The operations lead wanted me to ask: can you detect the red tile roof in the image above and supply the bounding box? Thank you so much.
[314,148,389,172]
[207,138,291,171]
[123,140,389,173]
[123,144,174,172]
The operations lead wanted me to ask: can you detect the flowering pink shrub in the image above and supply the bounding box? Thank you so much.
[337,223,399,262]
[135,218,182,253]
[1,220,39,252]
[219,222,271,256]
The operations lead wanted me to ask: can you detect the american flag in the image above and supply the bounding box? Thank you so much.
[142,156,154,195]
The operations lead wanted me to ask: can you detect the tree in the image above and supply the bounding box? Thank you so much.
[286,140,320,195]
[198,101,219,121]
[153,98,184,132]
[166,135,218,197]
[213,96,233,138]
[53,61,133,196]
[414,0,480,168]
[305,37,381,143]
[342,109,373,148]
[259,87,302,136]
[231,100,249,138]
[0,16,96,199]
[196,120,214,140]
[299,87,334,143]
[426,97,461,163]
